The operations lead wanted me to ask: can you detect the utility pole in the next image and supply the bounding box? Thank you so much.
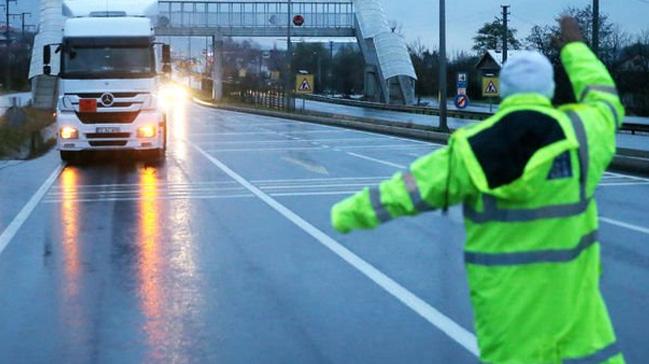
[501,4,510,64]
[3,0,17,91]
[285,0,293,111]
[592,0,600,56]
[438,0,448,131]
[10,11,30,37]
[329,41,334,96]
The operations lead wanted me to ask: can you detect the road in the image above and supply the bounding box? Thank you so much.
[0,102,648,363]
[302,98,649,152]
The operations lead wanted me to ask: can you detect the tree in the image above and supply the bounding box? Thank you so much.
[332,44,364,95]
[472,18,521,53]
[291,43,331,93]
[408,39,438,100]
[524,6,632,104]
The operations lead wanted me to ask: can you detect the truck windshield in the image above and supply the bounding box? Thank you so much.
[62,46,155,79]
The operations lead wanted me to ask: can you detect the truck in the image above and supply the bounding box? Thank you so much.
[42,0,171,162]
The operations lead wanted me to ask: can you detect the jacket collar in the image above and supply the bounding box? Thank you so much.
[499,93,553,111]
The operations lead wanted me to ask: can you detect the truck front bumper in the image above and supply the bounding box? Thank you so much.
[57,111,165,152]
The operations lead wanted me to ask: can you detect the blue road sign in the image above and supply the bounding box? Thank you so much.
[454,94,470,109]
[457,72,468,90]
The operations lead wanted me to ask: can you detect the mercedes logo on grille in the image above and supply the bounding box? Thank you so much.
[100,93,115,107]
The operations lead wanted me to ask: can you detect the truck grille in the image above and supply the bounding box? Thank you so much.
[86,132,131,139]
[76,112,140,124]
[89,141,129,147]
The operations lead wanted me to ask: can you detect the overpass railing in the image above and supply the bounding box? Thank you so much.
[158,1,355,29]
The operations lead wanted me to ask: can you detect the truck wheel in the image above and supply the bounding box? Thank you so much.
[60,151,79,163]
[141,149,165,163]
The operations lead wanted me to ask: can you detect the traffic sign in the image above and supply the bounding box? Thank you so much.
[296,74,314,94]
[293,15,305,26]
[454,94,470,109]
[457,72,468,90]
[482,76,500,97]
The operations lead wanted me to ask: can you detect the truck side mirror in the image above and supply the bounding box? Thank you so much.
[43,45,52,75]
[162,44,171,64]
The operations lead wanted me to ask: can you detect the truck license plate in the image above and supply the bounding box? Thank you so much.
[96,127,120,134]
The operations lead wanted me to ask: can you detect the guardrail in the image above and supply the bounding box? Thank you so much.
[195,96,649,175]
[303,94,649,134]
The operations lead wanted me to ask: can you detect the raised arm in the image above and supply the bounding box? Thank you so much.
[331,141,477,234]
[559,17,625,129]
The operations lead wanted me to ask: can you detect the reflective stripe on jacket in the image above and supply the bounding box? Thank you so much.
[331,42,625,363]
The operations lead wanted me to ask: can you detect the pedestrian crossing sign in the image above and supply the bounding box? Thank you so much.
[296,74,314,94]
[482,76,500,97]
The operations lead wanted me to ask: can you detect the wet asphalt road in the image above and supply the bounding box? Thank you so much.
[0,102,648,363]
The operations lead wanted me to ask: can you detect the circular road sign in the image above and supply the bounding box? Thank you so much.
[293,15,305,26]
[454,94,470,109]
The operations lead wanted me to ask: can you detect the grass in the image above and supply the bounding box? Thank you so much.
[0,108,56,159]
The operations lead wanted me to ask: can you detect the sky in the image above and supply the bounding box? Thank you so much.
[9,0,649,53]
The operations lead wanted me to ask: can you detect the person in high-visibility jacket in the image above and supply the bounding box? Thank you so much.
[331,17,625,363]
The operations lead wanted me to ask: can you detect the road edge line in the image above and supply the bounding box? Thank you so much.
[0,164,64,257]
[188,140,480,357]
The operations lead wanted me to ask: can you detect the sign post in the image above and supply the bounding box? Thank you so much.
[295,74,314,111]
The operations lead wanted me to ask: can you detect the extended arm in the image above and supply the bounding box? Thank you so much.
[560,18,624,129]
[331,141,477,234]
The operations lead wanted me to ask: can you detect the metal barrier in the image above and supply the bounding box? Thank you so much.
[224,84,288,112]
[158,1,354,29]
[304,94,649,134]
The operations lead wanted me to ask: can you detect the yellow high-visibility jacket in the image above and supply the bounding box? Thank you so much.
[331,42,625,364]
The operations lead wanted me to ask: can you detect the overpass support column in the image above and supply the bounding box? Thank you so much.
[212,34,224,102]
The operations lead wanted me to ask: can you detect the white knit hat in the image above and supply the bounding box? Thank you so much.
[500,51,555,99]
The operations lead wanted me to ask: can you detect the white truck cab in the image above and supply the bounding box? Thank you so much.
[43,0,171,161]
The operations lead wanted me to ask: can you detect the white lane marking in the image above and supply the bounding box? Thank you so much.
[270,191,359,197]
[599,182,649,187]
[43,193,255,204]
[196,137,391,145]
[189,141,480,357]
[338,144,434,150]
[206,146,329,153]
[0,165,63,257]
[282,156,330,175]
[604,171,649,183]
[48,186,245,196]
[346,152,407,169]
[50,180,237,190]
[263,183,378,190]
[600,217,649,235]
[252,176,391,184]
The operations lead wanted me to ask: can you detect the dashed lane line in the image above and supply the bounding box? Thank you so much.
[600,217,649,235]
[0,165,64,257]
[189,140,480,357]
[345,152,407,169]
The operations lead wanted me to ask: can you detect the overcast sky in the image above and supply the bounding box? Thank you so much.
[10,0,649,53]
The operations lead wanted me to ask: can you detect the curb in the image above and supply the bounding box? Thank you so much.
[193,98,649,176]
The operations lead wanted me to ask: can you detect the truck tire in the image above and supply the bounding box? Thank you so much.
[60,151,79,163]
[141,149,165,162]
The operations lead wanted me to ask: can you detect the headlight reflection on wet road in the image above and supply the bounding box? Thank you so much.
[137,166,165,360]
[60,167,80,297]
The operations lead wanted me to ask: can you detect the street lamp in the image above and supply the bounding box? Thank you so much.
[284,0,294,111]
[438,0,448,131]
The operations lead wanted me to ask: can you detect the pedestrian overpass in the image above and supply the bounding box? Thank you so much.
[30,0,417,106]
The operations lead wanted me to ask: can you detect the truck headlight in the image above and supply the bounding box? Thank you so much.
[137,126,157,138]
[60,127,79,140]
